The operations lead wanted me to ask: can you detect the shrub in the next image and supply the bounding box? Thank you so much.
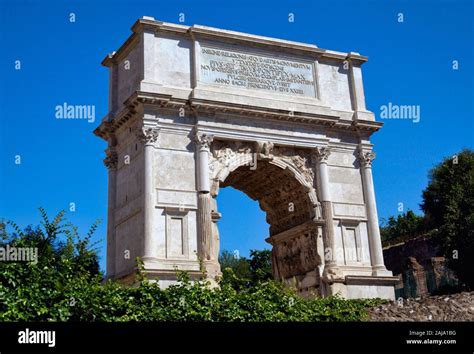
[0,209,381,322]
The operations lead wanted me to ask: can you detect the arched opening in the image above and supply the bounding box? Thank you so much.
[220,160,314,236]
[211,154,325,296]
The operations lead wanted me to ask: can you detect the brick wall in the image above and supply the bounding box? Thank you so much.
[383,236,458,298]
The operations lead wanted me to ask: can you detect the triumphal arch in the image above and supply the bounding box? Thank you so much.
[94,17,398,299]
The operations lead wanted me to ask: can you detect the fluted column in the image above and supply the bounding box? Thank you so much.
[198,194,213,260]
[104,146,118,279]
[194,132,214,262]
[313,147,340,279]
[358,148,387,273]
[137,127,159,260]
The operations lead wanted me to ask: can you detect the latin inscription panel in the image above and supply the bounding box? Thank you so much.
[199,46,316,97]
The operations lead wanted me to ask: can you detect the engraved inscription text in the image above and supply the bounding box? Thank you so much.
[200,47,316,97]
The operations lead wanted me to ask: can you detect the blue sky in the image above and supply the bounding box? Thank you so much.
[1,0,473,271]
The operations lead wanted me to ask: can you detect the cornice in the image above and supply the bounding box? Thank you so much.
[102,17,368,67]
[94,91,383,141]
[265,220,320,245]
[102,32,140,67]
[188,25,325,57]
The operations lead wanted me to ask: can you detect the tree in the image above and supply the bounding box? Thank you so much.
[3,208,100,277]
[219,249,273,286]
[420,149,474,289]
[380,210,426,242]
[218,250,252,281]
[249,249,272,282]
[0,208,101,320]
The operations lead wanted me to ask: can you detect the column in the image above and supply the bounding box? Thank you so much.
[138,127,159,260]
[194,132,214,263]
[358,148,387,273]
[104,145,118,279]
[313,147,340,278]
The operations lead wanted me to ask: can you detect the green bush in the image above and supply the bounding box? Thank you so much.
[380,210,427,243]
[218,249,273,289]
[0,209,381,322]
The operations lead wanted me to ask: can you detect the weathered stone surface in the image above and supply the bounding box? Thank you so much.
[367,292,474,322]
[94,17,398,299]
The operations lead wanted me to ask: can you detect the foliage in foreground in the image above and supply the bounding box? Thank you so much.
[0,209,382,322]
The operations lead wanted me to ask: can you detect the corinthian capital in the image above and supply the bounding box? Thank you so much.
[312,146,331,163]
[136,127,160,144]
[103,148,118,169]
[358,149,376,167]
[194,132,214,151]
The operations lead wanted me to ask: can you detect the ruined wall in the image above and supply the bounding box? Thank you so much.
[383,236,458,298]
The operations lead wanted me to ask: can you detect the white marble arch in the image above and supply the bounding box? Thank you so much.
[94,17,399,299]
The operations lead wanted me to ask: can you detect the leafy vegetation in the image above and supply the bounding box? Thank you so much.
[0,209,381,322]
[421,149,474,289]
[218,249,272,289]
[380,210,426,243]
[380,149,474,290]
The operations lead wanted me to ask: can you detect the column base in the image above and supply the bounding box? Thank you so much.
[202,260,222,280]
[322,263,345,282]
[372,266,393,277]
